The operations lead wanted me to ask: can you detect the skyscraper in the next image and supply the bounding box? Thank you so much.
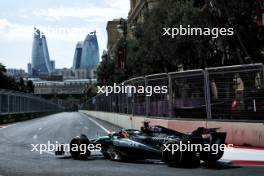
[72,41,83,70]
[31,28,52,75]
[50,60,55,73]
[81,31,99,70]
[72,31,99,76]
[27,63,32,75]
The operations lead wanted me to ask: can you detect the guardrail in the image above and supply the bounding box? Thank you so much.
[82,63,264,121]
[0,89,63,115]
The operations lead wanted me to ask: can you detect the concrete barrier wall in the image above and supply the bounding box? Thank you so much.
[79,110,206,133]
[80,110,264,147]
[207,121,264,147]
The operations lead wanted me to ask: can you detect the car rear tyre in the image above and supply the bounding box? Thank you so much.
[162,141,200,167]
[201,135,226,163]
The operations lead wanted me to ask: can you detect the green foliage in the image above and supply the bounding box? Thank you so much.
[97,39,127,86]
[97,53,117,86]
[128,0,214,74]
[0,63,7,72]
[97,0,264,85]
[214,0,264,63]
[131,0,263,72]
[19,77,26,92]
[26,80,34,93]
[0,63,34,92]
[0,63,19,90]
[82,83,97,102]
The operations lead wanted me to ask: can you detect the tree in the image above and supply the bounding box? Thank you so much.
[0,63,19,90]
[97,40,127,86]
[129,0,264,74]
[130,0,214,73]
[0,63,6,73]
[96,0,264,85]
[82,83,97,103]
[19,77,26,92]
[26,80,34,93]
[209,0,264,64]
[97,53,117,86]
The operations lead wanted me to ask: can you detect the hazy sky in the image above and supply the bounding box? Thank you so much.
[0,0,130,70]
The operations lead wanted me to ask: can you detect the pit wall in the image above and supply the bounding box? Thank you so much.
[80,110,264,147]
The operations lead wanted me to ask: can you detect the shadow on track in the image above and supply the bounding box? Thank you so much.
[201,162,242,170]
[56,154,241,170]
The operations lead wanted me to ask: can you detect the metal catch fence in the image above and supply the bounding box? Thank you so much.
[0,89,63,115]
[82,63,264,121]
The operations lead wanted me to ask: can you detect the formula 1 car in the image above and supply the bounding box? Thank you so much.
[56,122,226,167]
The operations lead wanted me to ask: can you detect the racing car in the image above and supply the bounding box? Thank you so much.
[56,121,226,167]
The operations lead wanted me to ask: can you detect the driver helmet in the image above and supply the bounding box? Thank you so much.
[119,129,129,138]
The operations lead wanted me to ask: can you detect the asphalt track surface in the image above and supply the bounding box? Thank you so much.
[0,112,263,176]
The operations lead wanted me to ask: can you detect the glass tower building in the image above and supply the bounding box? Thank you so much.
[31,28,52,75]
[72,31,99,72]
[72,41,83,70]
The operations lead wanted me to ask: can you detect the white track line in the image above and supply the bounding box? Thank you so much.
[31,150,54,156]
[42,151,54,155]
[0,124,15,130]
[80,113,110,133]
[34,114,110,156]
[222,148,264,161]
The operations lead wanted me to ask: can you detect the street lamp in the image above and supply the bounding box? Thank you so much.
[116,18,128,70]
[117,24,124,33]
[116,18,127,36]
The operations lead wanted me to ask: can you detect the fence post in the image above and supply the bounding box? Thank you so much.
[145,77,149,117]
[117,92,121,113]
[7,94,10,114]
[204,70,212,120]
[131,80,135,116]
[168,74,173,118]
[27,97,29,113]
[0,94,1,113]
[126,85,129,114]
[262,64,264,89]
